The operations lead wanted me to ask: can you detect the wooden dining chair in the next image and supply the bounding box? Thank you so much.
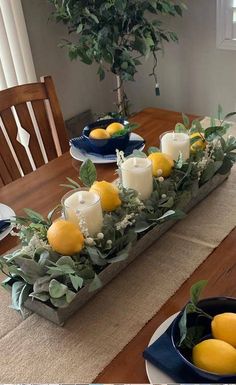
[0,75,69,185]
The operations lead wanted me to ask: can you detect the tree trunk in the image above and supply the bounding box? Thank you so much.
[116,74,125,116]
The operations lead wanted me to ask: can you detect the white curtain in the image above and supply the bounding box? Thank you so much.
[0,0,36,90]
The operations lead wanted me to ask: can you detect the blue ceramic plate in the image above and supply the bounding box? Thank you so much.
[171,297,236,381]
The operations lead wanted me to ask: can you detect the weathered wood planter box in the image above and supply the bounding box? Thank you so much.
[6,172,229,325]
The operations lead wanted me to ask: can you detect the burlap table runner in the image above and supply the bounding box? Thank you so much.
[0,122,236,383]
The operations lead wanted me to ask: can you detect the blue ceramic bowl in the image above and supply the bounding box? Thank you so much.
[171,297,236,381]
[83,118,130,155]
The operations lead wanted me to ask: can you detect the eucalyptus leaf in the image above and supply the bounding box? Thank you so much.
[200,162,216,184]
[14,256,46,282]
[148,146,160,154]
[66,289,76,303]
[134,219,153,233]
[48,264,75,275]
[79,159,97,187]
[8,265,32,284]
[175,123,188,133]
[217,156,233,175]
[29,292,50,302]
[49,279,68,298]
[86,247,107,266]
[11,281,25,311]
[11,281,31,317]
[24,208,45,222]
[182,112,190,128]
[33,276,51,294]
[1,276,12,289]
[130,150,147,158]
[37,249,51,266]
[69,274,83,291]
[89,273,102,292]
[47,204,62,224]
[190,119,203,134]
[50,295,68,308]
[56,256,75,268]
[155,209,185,222]
[106,242,132,263]
[205,126,227,141]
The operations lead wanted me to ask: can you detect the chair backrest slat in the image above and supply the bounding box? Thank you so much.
[42,76,68,154]
[0,127,21,181]
[15,102,45,168]
[31,99,58,161]
[1,108,33,174]
[0,76,68,185]
[0,153,13,185]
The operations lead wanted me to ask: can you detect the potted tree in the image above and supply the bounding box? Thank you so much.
[49,0,186,116]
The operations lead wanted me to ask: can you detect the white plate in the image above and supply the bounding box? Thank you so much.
[0,203,15,241]
[70,133,145,164]
[145,312,179,384]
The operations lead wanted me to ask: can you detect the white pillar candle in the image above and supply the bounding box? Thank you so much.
[121,157,153,200]
[160,131,190,161]
[62,190,103,236]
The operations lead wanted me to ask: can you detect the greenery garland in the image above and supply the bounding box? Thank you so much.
[1,108,236,317]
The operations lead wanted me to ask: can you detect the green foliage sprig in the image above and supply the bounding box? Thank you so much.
[178,280,212,349]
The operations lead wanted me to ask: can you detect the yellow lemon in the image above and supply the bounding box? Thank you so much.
[148,152,174,178]
[90,181,121,211]
[47,220,84,256]
[212,313,236,348]
[89,128,110,139]
[190,133,206,152]
[192,339,236,375]
[106,122,124,136]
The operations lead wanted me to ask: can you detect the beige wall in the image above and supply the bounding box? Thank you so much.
[22,0,236,119]
[22,0,114,120]
[126,0,236,117]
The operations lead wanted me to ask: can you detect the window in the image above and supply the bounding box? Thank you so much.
[0,0,36,90]
[217,0,236,49]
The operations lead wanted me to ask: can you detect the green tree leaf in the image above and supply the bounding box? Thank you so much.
[178,302,196,346]
[190,280,208,306]
[97,65,105,81]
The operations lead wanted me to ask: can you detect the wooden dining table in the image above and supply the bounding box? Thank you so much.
[0,107,235,383]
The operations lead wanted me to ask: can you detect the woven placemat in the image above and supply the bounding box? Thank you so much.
[0,124,235,383]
